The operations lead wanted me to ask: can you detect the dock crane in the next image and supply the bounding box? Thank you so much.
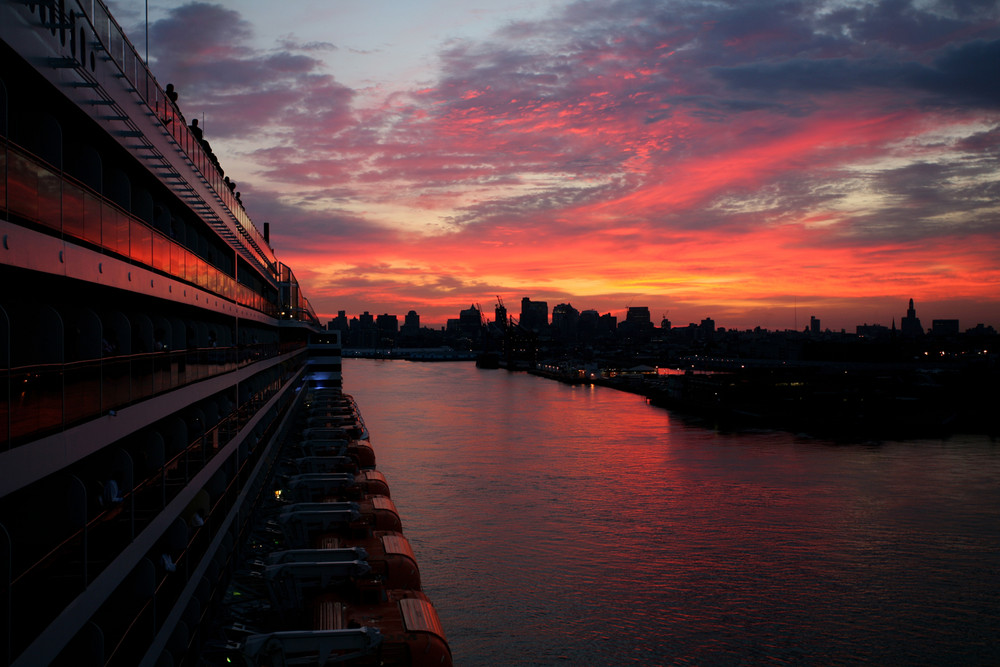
[495,296,510,330]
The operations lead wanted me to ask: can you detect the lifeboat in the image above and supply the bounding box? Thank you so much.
[306,415,361,430]
[305,420,366,439]
[297,434,376,469]
[273,496,402,547]
[282,471,392,501]
[314,531,423,591]
[223,387,449,666]
[235,545,448,666]
[238,590,451,666]
[262,529,421,592]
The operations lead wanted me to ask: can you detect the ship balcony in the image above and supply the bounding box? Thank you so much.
[0,138,281,318]
[0,342,306,450]
[0,361,303,666]
[4,0,277,275]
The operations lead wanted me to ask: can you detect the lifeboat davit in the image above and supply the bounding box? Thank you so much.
[239,590,451,666]
[282,470,392,501]
[237,554,449,666]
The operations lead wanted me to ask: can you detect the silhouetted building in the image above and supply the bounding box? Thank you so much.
[700,317,716,339]
[578,309,601,341]
[810,316,820,334]
[350,311,377,347]
[552,303,579,341]
[901,298,922,338]
[376,313,398,345]
[619,307,654,341]
[857,323,890,341]
[967,323,997,337]
[328,310,348,334]
[520,297,549,333]
[628,306,652,327]
[599,312,618,336]
[401,310,420,334]
[932,319,960,337]
[458,304,483,341]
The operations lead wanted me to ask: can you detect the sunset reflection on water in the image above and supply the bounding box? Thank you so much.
[345,359,1000,666]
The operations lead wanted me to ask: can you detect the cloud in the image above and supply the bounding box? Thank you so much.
[146,2,355,139]
[712,39,1000,109]
[145,1,1000,329]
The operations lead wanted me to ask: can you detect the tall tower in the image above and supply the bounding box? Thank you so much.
[901,298,923,338]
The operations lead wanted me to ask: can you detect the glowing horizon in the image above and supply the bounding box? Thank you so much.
[119,0,1000,331]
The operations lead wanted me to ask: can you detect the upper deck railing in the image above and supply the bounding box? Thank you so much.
[44,0,278,277]
[3,0,322,328]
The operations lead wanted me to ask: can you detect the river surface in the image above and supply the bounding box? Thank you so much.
[342,358,1000,666]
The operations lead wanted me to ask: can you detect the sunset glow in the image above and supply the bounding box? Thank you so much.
[122,0,1000,330]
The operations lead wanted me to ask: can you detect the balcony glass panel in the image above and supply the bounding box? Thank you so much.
[2,146,285,333]
[63,361,102,426]
[131,354,154,400]
[0,369,8,451]
[82,191,102,245]
[9,367,63,444]
[102,204,127,256]
[101,357,131,411]
[62,182,85,239]
[36,169,61,232]
[7,151,38,221]
[108,22,123,65]
[130,218,152,267]
[182,251,195,284]
[0,148,7,212]
[92,5,110,52]
[151,353,174,393]
[198,258,209,291]
[169,242,185,280]
[152,233,170,272]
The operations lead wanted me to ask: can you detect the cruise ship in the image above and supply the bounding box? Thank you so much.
[0,2,449,665]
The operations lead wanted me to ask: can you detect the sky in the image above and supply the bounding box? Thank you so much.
[111,0,1000,331]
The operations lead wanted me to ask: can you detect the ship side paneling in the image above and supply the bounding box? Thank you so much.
[0,2,323,665]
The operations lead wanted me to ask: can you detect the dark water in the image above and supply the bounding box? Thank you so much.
[343,359,1000,666]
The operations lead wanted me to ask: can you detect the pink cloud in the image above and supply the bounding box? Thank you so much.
[146,1,1000,330]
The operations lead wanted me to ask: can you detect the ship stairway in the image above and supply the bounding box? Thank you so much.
[27,1,75,35]
[62,50,234,239]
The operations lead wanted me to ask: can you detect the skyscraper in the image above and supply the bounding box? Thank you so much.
[901,298,923,338]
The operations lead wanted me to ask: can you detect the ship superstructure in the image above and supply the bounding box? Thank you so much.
[0,1,351,664]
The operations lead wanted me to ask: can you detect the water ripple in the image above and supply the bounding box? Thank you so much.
[346,360,1000,666]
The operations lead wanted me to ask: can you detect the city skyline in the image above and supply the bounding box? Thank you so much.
[328,295,992,335]
[115,1,1000,331]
